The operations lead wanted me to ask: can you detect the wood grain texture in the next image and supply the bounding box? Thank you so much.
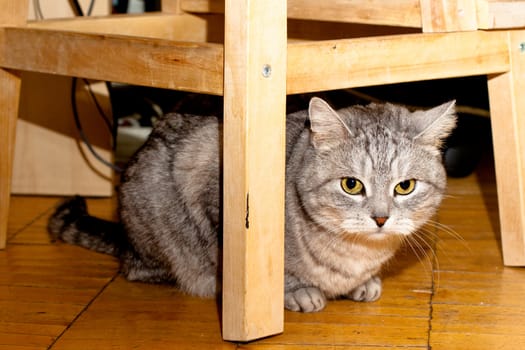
[287,0,421,27]
[0,69,21,249]
[161,0,181,13]
[27,13,224,43]
[0,27,224,94]
[420,0,478,32]
[5,159,525,348]
[487,30,525,266]
[181,0,422,27]
[8,1,114,197]
[477,0,525,29]
[12,75,114,196]
[181,0,525,30]
[1,13,516,97]
[222,0,287,341]
[0,0,28,26]
[286,31,509,94]
[0,0,27,252]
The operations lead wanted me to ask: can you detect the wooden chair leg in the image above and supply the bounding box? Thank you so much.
[487,30,525,266]
[0,69,22,249]
[222,0,287,341]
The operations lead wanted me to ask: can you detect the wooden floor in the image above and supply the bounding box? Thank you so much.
[2,154,525,350]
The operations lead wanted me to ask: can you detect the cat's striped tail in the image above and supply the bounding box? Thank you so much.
[47,196,129,257]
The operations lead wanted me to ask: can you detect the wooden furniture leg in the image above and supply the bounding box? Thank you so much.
[487,30,525,266]
[0,69,21,249]
[0,0,28,250]
[222,0,287,341]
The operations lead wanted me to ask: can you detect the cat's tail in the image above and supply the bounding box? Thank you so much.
[47,196,129,257]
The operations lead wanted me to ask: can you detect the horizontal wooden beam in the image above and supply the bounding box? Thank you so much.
[0,27,224,95]
[0,28,511,95]
[477,0,525,29]
[287,30,510,94]
[181,0,422,27]
[27,12,224,42]
[287,0,422,27]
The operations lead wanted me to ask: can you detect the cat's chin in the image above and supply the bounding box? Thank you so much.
[344,230,402,246]
[366,231,400,241]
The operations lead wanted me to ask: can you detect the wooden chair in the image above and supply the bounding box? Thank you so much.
[1,0,524,342]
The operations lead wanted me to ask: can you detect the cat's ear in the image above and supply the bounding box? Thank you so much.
[308,97,352,150]
[413,100,457,147]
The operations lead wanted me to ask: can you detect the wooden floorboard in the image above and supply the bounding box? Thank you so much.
[2,154,525,349]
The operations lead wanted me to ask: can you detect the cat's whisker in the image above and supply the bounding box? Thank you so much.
[416,232,441,290]
[432,221,466,242]
[404,233,434,278]
[440,193,458,200]
[424,220,471,253]
[409,225,443,289]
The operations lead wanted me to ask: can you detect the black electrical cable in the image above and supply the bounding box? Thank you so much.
[87,0,96,16]
[82,78,114,135]
[69,0,122,172]
[71,78,123,173]
[69,0,84,16]
[70,0,96,16]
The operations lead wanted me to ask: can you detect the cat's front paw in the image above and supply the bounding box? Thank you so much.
[285,287,327,312]
[348,276,382,302]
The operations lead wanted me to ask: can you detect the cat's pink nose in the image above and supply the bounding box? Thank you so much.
[372,216,388,227]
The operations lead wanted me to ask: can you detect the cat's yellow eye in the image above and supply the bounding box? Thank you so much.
[341,177,364,195]
[394,179,416,195]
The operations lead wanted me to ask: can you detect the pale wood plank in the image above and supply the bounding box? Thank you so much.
[12,76,114,197]
[287,31,509,94]
[0,0,27,26]
[161,0,181,13]
[487,30,525,266]
[420,0,478,32]
[477,0,525,29]
[0,27,223,95]
[27,13,224,43]
[287,0,421,27]
[222,0,287,341]
[0,26,513,98]
[0,1,27,251]
[181,0,422,27]
[0,69,21,249]
[182,0,525,30]
[13,2,114,197]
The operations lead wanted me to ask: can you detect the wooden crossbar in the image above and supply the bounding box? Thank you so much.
[181,0,525,30]
[0,28,510,96]
[0,27,224,95]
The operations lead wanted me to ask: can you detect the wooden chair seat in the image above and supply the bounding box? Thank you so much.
[1,0,524,342]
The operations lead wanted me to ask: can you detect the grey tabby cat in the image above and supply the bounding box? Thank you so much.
[48,97,456,312]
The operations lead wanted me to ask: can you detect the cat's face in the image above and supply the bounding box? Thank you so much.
[297,98,456,241]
